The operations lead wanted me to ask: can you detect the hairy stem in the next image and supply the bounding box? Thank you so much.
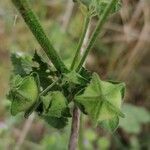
[70,15,90,70]
[40,79,59,96]
[68,106,81,150]
[76,0,117,72]
[11,0,68,73]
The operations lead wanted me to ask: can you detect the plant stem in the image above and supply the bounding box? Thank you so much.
[40,79,59,96]
[79,114,84,150]
[68,106,81,150]
[11,0,68,73]
[76,0,117,72]
[69,13,91,150]
[70,15,90,70]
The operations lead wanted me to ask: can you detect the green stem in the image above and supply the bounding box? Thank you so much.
[40,79,59,96]
[11,0,68,73]
[70,15,90,70]
[76,0,117,72]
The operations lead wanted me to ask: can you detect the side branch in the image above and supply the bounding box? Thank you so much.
[76,0,117,72]
[70,15,90,70]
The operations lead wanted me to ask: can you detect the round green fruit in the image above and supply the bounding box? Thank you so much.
[10,75,39,116]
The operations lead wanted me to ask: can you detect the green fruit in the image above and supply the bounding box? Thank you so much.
[98,81,124,121]
[75,73,125,124]
[9,75,39,115]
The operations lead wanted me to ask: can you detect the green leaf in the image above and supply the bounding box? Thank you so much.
[75,73,125,126]
[8,75,39,116]
[99,116,119,132]
[119,104,150,134]
[11,52,32,76]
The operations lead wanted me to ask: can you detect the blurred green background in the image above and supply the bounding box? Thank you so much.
[0,0,149,150]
